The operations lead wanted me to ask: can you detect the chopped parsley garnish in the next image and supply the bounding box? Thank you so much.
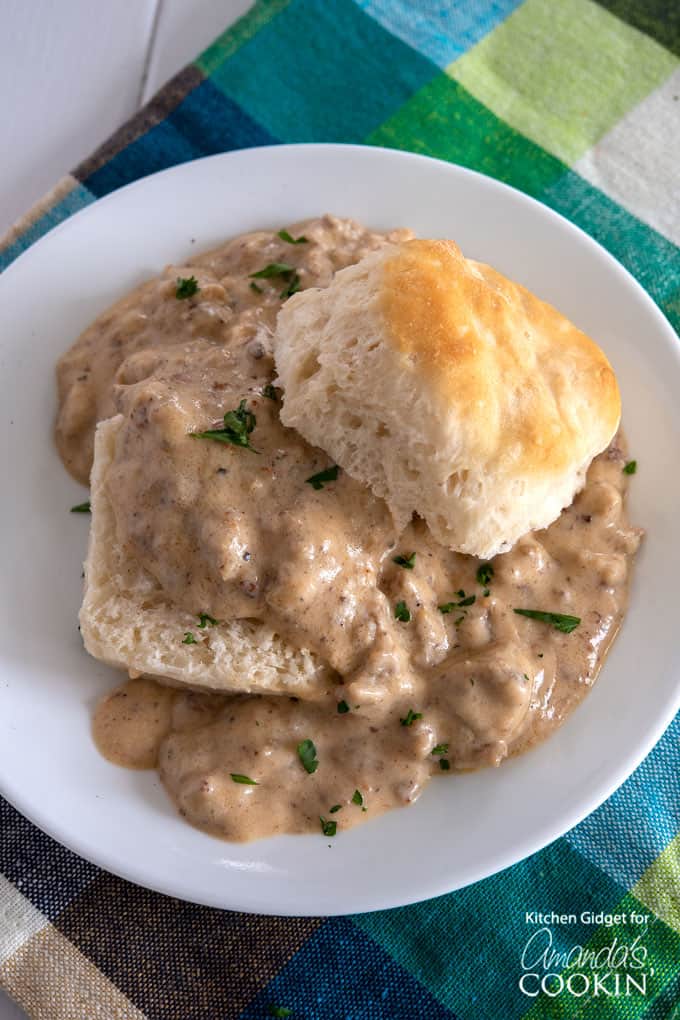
[337,700,350,714]
[329,804,342,813]
[393,551,416,570]
[268,1007,293,1018]
[175,276,199,299]
[250,262,295,279]
[262,383,278,401]
[623,460,637,475]
[394,600,411,623]
[278,229,308,245]
[514,608,581,633]
[182,632,197,645]
[439,759,451,771]
[248,261,301,299]
[197,612,218,628]
[432,744,449,757]
[320,816,337,837]
[351,789,363,806]
[249,280,263,294]
[439,592,476,613]
[190,399,258,452]
[476,563,494,587]
[70,501,91,513]
[230,773,258,785]
[280,272,301,299]
[306,465,339,490]
[455,615,465,625]
[400,709,422,727]
[297,738,319,774]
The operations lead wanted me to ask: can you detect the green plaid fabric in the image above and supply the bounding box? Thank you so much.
[1,2,679,1017]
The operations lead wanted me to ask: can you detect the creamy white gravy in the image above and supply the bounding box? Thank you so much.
[60,215,642,842]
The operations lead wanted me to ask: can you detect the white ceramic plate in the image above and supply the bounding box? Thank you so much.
[1,144,678,916]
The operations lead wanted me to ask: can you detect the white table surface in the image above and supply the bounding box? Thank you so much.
[0,3,248,1014]
[1,0,251,236]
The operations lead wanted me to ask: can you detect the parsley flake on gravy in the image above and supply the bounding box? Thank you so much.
[197,612,218,628]
[250,262,295,279]
[393,551,416,569]
[306,465,339,490]
[249,280,263,294]
[400,709,422,727]
[395,600,411,622]
[320,815,337,837]
[337,700,350,714]
[623,460,637,475]
[190,399,258,452]
[476,563,494,587]
[175,276,199,299]
[297,738,319,774]
[514,609,581,633]
[278,229,308,245]
[182,632,197,645]
[329,804,342,813]
[70,501,91,513]
[230,773,258,785]
[439,759,451,771]
[262,383,278,401]
[351,789,363,806]
[432,744,449,757]
[249,262,301,299]
[280,272,301,299]
[439,591,475,613]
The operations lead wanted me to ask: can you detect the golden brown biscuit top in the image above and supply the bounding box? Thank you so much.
[381,239,620,476]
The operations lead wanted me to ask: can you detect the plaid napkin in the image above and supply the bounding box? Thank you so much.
[2,2,679,1017]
